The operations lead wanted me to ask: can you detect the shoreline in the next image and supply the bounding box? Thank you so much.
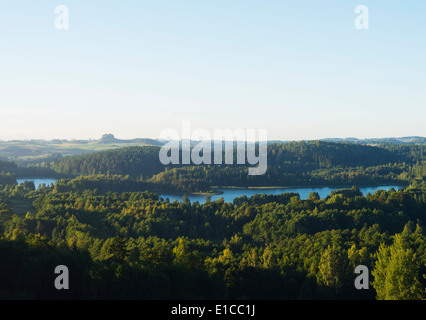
[213,183,407,189]
[16,178,408,196]
[159,183,407,196]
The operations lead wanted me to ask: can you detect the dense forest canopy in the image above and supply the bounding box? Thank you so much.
[5,140,423,193]
[0,140,425,300]
[46,141,423,176]
[0,180,426,299]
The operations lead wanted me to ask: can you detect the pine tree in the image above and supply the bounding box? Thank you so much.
[371,234,424,300]
[108,234,128,263]
[317,245,351,293]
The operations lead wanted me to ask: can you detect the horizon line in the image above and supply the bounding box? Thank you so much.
[0,134,425,143]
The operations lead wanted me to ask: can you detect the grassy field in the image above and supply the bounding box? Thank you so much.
[0,135,161,161]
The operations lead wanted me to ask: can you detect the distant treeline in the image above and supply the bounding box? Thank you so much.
[49,146,165,179]
[0,159,59,180]
[53,174,177,194]
[148,142,425,191]
[1,141,425,192]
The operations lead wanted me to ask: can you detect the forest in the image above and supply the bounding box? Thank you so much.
[6,141,426,193]
[0,141,425,300]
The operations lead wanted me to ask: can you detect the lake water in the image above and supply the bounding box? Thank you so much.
[160,185,404,204]
[17,178,57,189]
[16,178,404,203]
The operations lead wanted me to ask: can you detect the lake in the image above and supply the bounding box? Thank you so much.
[16,178,404,203]
[17,178,57,189]
[160,185,404,204]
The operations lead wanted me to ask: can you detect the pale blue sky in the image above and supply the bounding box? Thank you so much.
[0,1,425,140]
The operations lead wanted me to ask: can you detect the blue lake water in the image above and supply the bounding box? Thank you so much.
[16,178,404,203]
[160,185,404,204]
[17,178,57,189]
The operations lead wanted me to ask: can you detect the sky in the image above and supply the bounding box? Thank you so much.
[0,0,425,141]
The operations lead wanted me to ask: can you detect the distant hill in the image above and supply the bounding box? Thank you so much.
[0,134,164,161]
[268,137,426,145]
[0,134,424,163]
[319,136,426,145]
[97,134,119,144]
[96,134,163,146]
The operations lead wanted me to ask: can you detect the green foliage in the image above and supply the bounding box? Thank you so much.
[317,245,351,292]
[0,141,425,299]
[0,183,424,299]
[50,146,166,178]
[371,234,425,300]
[108,234,129,263]
[43,142,426,192]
